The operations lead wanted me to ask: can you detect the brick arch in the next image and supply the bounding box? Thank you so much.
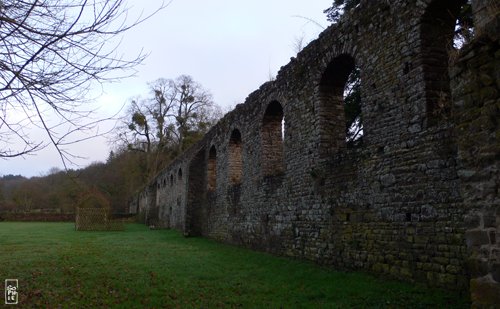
[207,145,217,191]
[228,128,243,185]
[261,100,284,176]
[419,0,466,125]
[315,53,358,156]
[185,148,206,236]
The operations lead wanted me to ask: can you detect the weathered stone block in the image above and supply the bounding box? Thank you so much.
[484,215,497,229]
[492,263,500,283]
[437,273,456,286]
[458,169,477,179]
[470,278,500,307]
[466,230,490,247]
[379,173,396,188]
[400,267,412,279]
[434,257,450,265]
[480,87,498,101]
[390,265,400,277]
[479,73,494,86]
[420,204,437,220]
[488,230,496,245]
[465,213,481,229]
[446,264,460,274]
[467,258,490,278]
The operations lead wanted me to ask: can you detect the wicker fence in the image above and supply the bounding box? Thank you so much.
[75,208,124,231]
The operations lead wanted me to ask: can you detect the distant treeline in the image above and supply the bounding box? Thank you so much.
[0,150,150,214]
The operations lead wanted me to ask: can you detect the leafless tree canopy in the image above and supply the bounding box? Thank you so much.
[0,0,166,164]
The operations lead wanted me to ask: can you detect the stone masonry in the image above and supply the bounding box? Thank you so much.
[129,0,499,306]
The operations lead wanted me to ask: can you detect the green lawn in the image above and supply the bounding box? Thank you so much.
[0,222,469,308]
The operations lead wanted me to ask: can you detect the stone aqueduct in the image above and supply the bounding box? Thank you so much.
[130,0,499,305]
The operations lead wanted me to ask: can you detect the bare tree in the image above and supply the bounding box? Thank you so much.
[171,75,216,152]
[120,98,154,154]
[117,79,179,154]
[116,75,220,178]
[119,75,219,154]
[0,0,167,166]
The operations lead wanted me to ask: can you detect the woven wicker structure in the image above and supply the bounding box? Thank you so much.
[74,189,123,231]
[75,207,124,231]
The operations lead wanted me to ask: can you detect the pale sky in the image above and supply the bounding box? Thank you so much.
[0,1,331,177]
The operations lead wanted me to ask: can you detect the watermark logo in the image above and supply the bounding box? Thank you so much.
[5,279,18,305]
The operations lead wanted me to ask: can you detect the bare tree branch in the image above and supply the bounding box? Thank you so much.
[0,0,168,165]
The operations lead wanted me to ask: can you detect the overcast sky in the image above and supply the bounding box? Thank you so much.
[0,0,331,178]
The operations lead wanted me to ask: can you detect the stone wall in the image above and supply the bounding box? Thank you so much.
[453,0,500,305]
[130,0,499,305]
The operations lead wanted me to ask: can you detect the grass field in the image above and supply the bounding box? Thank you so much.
[0,222,469,308]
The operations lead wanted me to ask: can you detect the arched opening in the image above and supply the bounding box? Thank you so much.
[453,1,474,50]
[420,0,468,124]
[170,174,174,187]
[207,145,217,191]
[262,100,284,176]
[178,168,183,181]
[344,68,363,145]
[318,54,362,152]
[229,129,243,185]
[186,148,206,236]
